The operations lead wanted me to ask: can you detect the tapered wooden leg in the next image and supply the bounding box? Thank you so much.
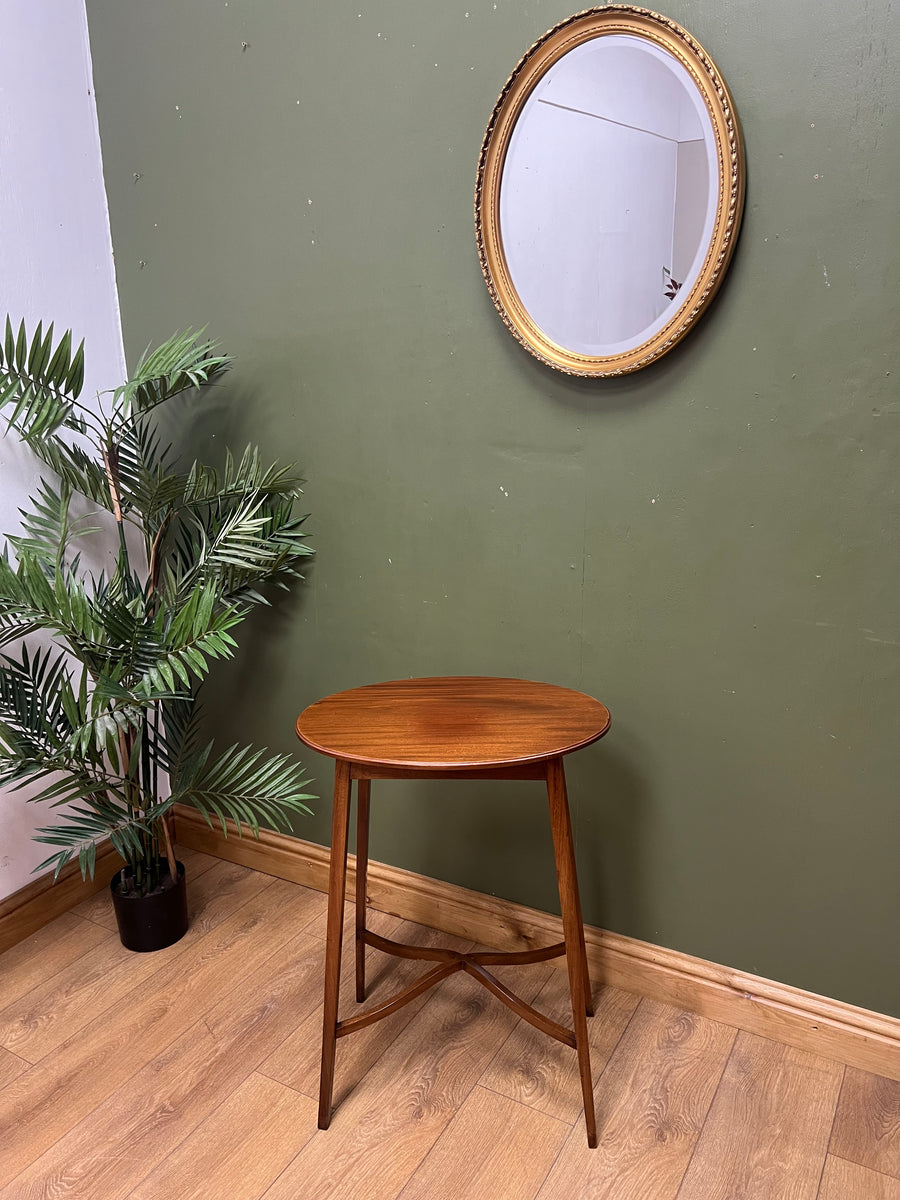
[556,766,593,1017]
[355,778,371,1003]
[547,756,597,1148]
[318,758,352,1130]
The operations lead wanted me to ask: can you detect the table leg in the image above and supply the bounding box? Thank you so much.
[547,755,597,1148]
[355,778,371,1003]
[560,767,593,1017]
[318,757,352,1130]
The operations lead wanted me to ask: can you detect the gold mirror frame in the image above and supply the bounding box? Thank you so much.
[475,6,746,377]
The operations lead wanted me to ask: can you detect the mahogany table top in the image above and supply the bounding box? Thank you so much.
[295,676,610,771]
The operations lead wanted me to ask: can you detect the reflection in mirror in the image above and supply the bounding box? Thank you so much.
[476,8,745,376]
[502,36,714,356]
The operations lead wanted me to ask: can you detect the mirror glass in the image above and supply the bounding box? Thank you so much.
[476,8,745,376]
[501,36,715,357]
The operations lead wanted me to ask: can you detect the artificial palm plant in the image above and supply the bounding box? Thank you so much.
[0,318,313,906]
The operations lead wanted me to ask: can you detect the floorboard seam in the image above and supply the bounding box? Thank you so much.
[670,1022,739,1200]
[814,1065,846,1199]
[473,1078,577,1126]
[828,1153,900,1186]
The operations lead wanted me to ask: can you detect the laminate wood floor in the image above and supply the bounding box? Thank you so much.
[0,853,897,1199]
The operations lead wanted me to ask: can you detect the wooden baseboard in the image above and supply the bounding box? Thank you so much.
[0,842,121,955]
[174,804,898,1080]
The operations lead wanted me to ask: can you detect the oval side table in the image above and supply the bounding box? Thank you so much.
[296,675,611,1147]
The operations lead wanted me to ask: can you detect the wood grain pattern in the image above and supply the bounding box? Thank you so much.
[3,1023,211,1199]
[535,1000,735,1200]
[318,756,352,1128]
[0,1047,26,1090]
[68,884,134,933]
[0,859,280,1064]
[260,958,554,1200]
[818,1156,900,1200]
[398,1085,570,1200]
[295,676,610,769]
[127,1073,317,1200]
[677,1032,844,1200]
[303,894,403,943]
[480,972,639,1124]
[545,754,596,1144]
[305,680,604,1142]
[0,859,268,1064]
[1,928,328,1200]
[0,862,887,1200]
[0,841,120,955]
[830,1068,900,1179]
[260,916,469,1107]
[0,876,323,1182]
[175,805,900,1081]
[0,913,110,1012]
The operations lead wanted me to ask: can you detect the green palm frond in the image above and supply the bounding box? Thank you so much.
[89,673,178,715]
[81,581,240,697]
[174,741,314,836]
[164,493,276,592]
[8,477,100,567]
[155,695,205,783]
[0,548,65,646]
[140,593,243,696]
[28,436,113,509]
[196,493,279,570]
[3,759,122,807]
[9,477,73,566]
[111,328,231,425]
[116,418,185,527]
[0,549,147,665]
[32,789,176,879]
[64,696,147,761]
[49,563,109,650]
[183,445,304,504]
[224,499,312,604]
[0,652,124,821]
[165,491,312,607]
[0,645,75,761]
[0,318,86,441]
[1,319,315,890]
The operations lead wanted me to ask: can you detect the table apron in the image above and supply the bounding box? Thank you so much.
[347,760,551,782]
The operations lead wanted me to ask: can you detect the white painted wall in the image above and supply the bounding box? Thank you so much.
[672,138,710,285]
[0,1,124,900]
[537,37,705,143]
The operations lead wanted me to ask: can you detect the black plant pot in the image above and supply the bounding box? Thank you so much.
[110,861,189,952]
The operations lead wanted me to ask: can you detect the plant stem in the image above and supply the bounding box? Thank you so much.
[147,515,168,605]
[161,811,177,883]
[117,723,139,883]
[101,445,124,525]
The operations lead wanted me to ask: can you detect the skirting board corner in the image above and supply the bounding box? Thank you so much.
[0,842,120,956]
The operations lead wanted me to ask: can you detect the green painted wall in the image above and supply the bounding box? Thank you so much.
[85,0,899,1016]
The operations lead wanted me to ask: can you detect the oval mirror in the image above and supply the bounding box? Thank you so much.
[475,7,745,376]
